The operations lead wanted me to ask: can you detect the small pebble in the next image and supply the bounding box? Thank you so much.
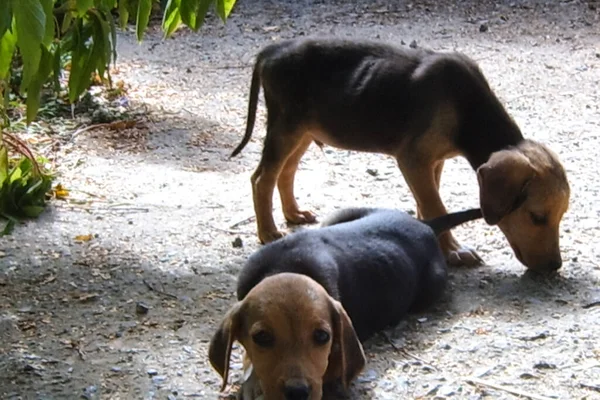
[111,366,122,373]
[147,368,158,376]
[409,40,418,48]
[479,23,489,32]
[152,375,166,384]
[366,168,379,177]
[136,302,150,315]
[533,361,556,370]
[357,369,378,383]
[232,237,243,248]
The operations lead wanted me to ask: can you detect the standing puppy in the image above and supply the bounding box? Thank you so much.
[230,38,570,272]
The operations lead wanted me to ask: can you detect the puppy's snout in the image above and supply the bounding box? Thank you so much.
[283,381,310,400]
[547,258,562,271]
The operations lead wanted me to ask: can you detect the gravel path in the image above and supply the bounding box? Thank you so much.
[1,0,599,399]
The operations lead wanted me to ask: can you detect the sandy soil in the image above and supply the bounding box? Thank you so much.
[1,0,599,399]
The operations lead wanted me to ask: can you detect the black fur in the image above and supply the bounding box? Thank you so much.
[237,208,483,342]
[230,38,522,169]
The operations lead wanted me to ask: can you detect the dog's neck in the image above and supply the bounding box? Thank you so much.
[456,93,525,169]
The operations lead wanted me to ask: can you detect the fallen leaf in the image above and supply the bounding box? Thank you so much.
[74,234,93,242]
[262,25,280,32]
[78,293,99,302]
[53,184,69,199]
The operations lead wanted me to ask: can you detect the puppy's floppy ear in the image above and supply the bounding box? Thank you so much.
[209,302,243,392]
[477,150,535,225]
[324,298,366,389]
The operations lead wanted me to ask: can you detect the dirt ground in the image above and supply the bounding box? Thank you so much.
[1,0,599,399]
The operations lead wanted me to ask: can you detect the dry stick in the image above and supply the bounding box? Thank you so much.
[143,280,178,300]
[466,377,555,400]
[229,215,256,229]
[378,332,437,371]
[582,300,600,309]
[199,222,251,235]
[70,123,112,141]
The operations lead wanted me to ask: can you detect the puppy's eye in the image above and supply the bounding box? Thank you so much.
[252,330,274,347]
[313,329,330,345]
[530,212,548,226]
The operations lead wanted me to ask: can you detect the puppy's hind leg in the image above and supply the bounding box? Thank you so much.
[252,117,305,244]
[277,135,317,225]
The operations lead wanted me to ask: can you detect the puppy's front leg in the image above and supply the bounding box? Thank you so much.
[398,159,483,266]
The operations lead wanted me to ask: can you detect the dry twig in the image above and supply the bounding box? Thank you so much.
[466,377,555,400]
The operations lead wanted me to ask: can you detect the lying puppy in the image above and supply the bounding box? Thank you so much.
[210,207,482,400]
[230,37,570,272]
[209,273,366,400]
[237,207,482,342]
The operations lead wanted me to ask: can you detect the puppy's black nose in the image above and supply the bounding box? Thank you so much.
[284,383,310,400]
[547,258,562,271]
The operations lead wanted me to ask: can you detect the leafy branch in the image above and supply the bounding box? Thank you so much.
[0,0,237,233]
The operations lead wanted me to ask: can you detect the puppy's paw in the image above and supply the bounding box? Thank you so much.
[284,209,318,225]
[447,246,483,267]
[259,229,286,244]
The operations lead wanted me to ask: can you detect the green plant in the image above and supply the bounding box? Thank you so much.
[0,0,236,233]
[0,0,237,123]
[0,131,53,235]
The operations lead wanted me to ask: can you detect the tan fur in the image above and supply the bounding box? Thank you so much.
[209,273,366,400]
[477,141,570,271]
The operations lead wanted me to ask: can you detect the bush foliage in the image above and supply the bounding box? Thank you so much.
[0,0,236,233]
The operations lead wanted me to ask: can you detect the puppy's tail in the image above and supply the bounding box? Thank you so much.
[230,57,262,158]
[424,208,483,236]
[320,207,379,227]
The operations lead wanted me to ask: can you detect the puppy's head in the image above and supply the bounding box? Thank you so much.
[477,140,570,272]
[209,273,365,400]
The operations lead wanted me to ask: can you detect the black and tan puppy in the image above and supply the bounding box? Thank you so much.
[210,207,481,400]
[230,38,570,272]
[236,207,482,342]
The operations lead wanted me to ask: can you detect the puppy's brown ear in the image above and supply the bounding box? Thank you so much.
[477,150,535,225]
[325,298,366,389]
[209,302,242,392]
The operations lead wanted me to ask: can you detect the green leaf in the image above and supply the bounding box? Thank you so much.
[89,10,110,78]
[135,0,152,42]
[61,10,74,34]
[52,42,61,92]
[118,0,129,28]
[40,0,54,47]
[195,0,213,29]
[21,205,45,217]
[215,0,236,22]
[76,0,94,16]
[13,0,46,90]
[105,9,118,64]
[0,27,17,80]
[9,166,22,183]
[162,0,181,36]
[96,0,118,9]
[68,20,90,102]
[0,146,8,187]
[26,46,53,123]
[0,1,12,38]
[179,0,197,30]
[1,219,15,236]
